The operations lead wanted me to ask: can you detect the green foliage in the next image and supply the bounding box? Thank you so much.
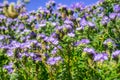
[1,0,120,80]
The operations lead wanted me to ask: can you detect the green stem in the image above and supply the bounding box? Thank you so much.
[67,45,72,80]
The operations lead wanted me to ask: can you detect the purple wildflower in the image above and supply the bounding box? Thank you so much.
[0,35,5,40]
[74,39,90,46]
[103,38,116,47]
[97,6,104,12]
[29,31,37,38]
[80,39,90,44]
[47,56,62,65]
[0,15,6,20]
[32,54,41,62]
[85,6,92,12]
[52,22,58,26]
[10,40,21,49]
[0,8,2,12]
[43,36,49,42]
[113,4,120,12]
[6,50,14,57]
[76,26,84,31]
[18,23,25,31]
[20,42,31,49]
[94,53,108,62]
[64,19,73,26]
[71,2,84,11]
[83,47,96,55]
[57,45,62,50]
[37,33,46,39]
[52,39,59,45]
[50,32,59,38]
[49,37,59,45]
[80,17,88,27]
[29,52,36,57]
[51,47,57,54]
[101,16,110,25]
[67,32,75,37]
[46,0,55,8]
[29,53,41,61]
[27,15,36,23]
[112,50,120,58]
[19,12,29,18]
[3,63,13,73]
[63,24,73,32]
[55,26,63,32]
[98,12,104,17]
[46,45,50,50]
[109,13,117,20]
[34,56,41,61]
[87,21,95,28]
[18,52,29,59]
[47,57,56,65]
[117,13,120,18]
[39,23,46,27]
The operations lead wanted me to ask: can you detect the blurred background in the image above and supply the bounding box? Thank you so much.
[0,0,98,11]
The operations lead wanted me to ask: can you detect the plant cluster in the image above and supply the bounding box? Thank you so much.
[0,0,120,79]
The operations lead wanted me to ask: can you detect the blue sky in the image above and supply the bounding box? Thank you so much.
[0,0,98,11]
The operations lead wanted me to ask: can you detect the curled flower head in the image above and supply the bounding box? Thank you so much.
[94,53,108,62]
[67,32,75,37]
[37,33,46,40]
[51,47,58,55]
[63,24,73,32]
[64,19,74,26]
[48,37,59,45]
[47,56,62,65]
[80,17,88,27]
[0,35,5,40]
[83,47,96,55]
[80,39,90,44]
[113,4,120,12]
[3,62,13,73]
[71,2,84,11]
[33,54,41,62]
[46,0,55,8]
[116,13,120,18]
[76,26,84,31]
[112,50,120,58]
[55,26,63,33]
[74,39,90,46]
[87,21,95,28]
[6,50,14,57]
[0,15,6,20]
[50,32,59,39]
[20,41,31,49]
[109,13,117,20]
[18,52,29,59]
[103,38,116,48]
[101,16,110,25]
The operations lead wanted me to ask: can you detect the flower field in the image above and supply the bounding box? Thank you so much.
[0,0,120,79]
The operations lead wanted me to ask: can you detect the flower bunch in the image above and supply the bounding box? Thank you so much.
[0,0,120,79]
